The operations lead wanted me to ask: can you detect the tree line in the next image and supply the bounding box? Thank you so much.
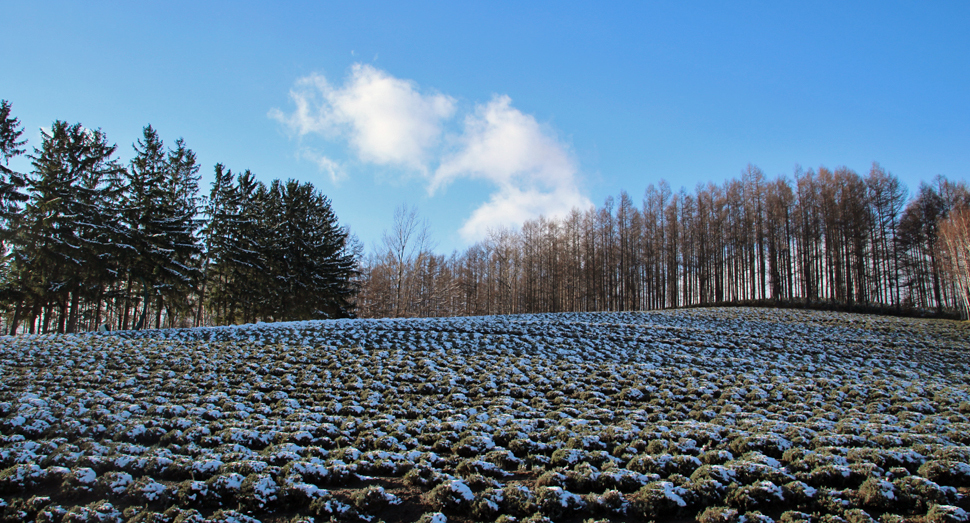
[358,165,970,319]
[0,101,358,334]
[3,98,968,331]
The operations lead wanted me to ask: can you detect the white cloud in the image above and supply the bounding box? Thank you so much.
[273,66,590,244]
[459,184,591,242]
[270,64,455,172]
[434,95,575,191]
[435,95,591,241]
[299,149,344,183]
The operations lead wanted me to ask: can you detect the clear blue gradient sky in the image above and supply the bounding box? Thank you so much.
[4,1,968,252]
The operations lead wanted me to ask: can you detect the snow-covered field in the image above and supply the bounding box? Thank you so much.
[1,307,969,523]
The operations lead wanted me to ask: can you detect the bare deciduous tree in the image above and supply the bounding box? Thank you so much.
[939,205,970,319]
[357,168,970,321]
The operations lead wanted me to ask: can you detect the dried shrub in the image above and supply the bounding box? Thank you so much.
[404,464,445,488]
[123,476,169,504]
[415,513,448,523]
[725,481,785,511]
[924,505,970,523]
[844,508,878,523]
[892,475,952,512]
[308,494,355,519]
[585,488,627,515]
[350,485,399,513]
[779,510,815,523]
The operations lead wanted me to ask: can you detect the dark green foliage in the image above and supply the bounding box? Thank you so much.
[119,125,203,329]
[204,169,357,324]
[7,120,125,334]
[0,100,28,246]
[0,111,359,331]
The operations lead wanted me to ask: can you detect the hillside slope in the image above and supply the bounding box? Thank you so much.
[1,308,969,522]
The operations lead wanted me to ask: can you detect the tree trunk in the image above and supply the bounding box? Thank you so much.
[9,300,23,335]
[122,274,134,330]
[195,275,207,327]
[155,295,163,329]
[66,290,80,333]
[135,277,151,330]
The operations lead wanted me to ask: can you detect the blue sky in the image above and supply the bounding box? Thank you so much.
[4,1,969,253]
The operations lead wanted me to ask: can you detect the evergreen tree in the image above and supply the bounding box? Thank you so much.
[263,179,357,320]
[156,137,203,326]
[203,170,357,323]
[199,163,231,324]
[119,125,168,328]
[120,126,203,329]
[9,121,124,333]
[0,101,29,321]
[203,166,265,324]
[0,100,28,247]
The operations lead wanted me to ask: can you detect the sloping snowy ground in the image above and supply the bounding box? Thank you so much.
[1,307,969,523]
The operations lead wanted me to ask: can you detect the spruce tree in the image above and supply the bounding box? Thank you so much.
[10,121,123,333]
[0,101,29,317]
[119,125,168,328]
[203,171,357,323]
[0,100,28,247]
[203,166,266,324]
[265,179,357,320]
[157,137,203,326]
[120,126,202,329]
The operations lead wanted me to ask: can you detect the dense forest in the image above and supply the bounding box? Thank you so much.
[0,101,358,334]
[358,167,970,320]
[2,99,969,333]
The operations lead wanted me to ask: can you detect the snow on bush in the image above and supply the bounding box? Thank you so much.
[350,484,401,513]
[59,500,121,523]
[94,471,132,496]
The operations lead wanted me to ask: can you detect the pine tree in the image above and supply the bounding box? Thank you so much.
[120,126,203,329]
[9,121,123,334]
[0,101,29,322]
[119,125,168,328]
[262,179,357,320]
[0,100,28,247]
[200,163,233,324]
[203,166,266,324]
[196,164,232,325]
[156,137,203,327]
[203,171,357,323]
